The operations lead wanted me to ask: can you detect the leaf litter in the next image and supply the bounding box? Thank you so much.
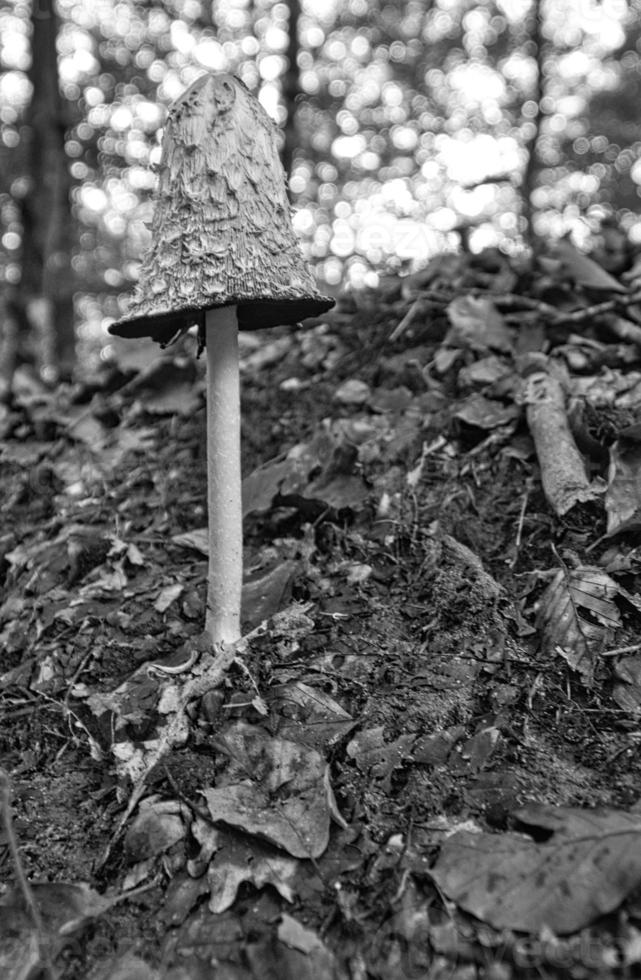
[5,242,641,976]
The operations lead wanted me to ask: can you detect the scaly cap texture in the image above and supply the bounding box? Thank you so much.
[109,73,333,345]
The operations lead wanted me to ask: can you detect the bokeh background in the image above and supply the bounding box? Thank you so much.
[1,0,640,375]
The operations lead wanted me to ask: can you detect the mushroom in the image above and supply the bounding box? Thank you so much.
[109,73,334,646]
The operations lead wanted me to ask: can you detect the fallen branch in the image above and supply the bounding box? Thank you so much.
[520,355,603,515]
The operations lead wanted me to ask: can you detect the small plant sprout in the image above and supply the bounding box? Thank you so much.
[109,74,333,645]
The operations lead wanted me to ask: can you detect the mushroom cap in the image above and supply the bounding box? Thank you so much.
[109,73,334,345]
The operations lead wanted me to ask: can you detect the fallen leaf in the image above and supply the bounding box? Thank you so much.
[241,561,298,629]
[346,726,415,789]
[204,723,337,858]
[172,527,208,555]
[154,583,184,613]
[445,295,513,352]
[606,434,641,536]
[242,457,301,517]
[124,797,188,863]
[196,824,298,913]
[613,656,641,714]
[454,393,520,431]
[432,804,641,933]
[278,913,325,953]
[161,871,210,927]
[555,237,628,292]
[334,379,370,405]
[241,335,290,371]
[536,566,621,682]
[368,386,414,414]
[458,355,514,390]
[88,951,160,980]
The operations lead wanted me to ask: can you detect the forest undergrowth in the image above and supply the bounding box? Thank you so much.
[3,241,641,978]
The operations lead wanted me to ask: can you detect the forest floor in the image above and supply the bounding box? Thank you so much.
[4,241,641,979]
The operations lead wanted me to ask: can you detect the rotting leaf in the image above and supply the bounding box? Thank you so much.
[268,681,356,751]
[536,566,621,682]
[431,804,641,933]
[242,425,369,517]
[346,726,415,790]
[204,722,340,858]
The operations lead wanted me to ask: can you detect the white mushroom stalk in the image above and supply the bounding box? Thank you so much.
[205,305,242,643]
[108,72,334,649]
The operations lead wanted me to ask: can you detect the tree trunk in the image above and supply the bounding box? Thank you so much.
[20,0,75,381]
[0,289,21,404]
[281,0,302,188]
[521,0,545,246]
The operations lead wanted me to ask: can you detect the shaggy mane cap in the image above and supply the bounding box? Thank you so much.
[109,72,333,345]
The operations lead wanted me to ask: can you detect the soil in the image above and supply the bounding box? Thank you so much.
[3,249,641,979]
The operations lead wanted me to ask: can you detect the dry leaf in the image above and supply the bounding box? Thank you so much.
[536,566,621,682]
[432,804,641,933]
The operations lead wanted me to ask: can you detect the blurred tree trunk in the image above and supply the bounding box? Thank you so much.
[521,0,544,245]
[0,291,20,404]
[19,0,75,382]
[281,0,301,187]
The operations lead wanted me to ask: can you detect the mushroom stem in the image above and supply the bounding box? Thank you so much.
[205,304,242,645]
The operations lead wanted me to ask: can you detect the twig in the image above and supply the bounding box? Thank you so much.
[389,296,424,343]
[600,642,641,659]
[387,287,641,348]
[607,314,641,345]
[547,292,641,324]
[161,765,212,824]
[509,488,529,569]
[487,289,641,323]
